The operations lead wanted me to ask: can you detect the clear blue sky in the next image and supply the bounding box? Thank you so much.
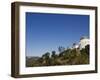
[26,12,89,57]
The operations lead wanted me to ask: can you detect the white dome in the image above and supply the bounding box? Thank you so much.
[79,38,89,50]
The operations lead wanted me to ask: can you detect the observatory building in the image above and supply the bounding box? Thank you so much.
[72,36,89,50]
[79,36,89,50]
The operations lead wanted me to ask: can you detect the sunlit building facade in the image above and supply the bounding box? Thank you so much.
[72,36,89,50]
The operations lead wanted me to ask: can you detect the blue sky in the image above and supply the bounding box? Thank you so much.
[26,12,89,57]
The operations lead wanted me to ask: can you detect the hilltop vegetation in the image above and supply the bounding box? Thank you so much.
[26,45,89,67]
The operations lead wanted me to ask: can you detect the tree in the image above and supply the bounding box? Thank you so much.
[42,52,50,58]
[66,49,81,65]
[63,49,71,59]
[85,45,90,55]
[79,46,89,64]
[42,52,51,66]
[58,46,65,53]
[51,51,57,59]
[51,51,60,65]
[37,57,43,66]
[59,52,64,57]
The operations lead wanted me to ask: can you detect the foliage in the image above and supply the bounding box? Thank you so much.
[58,46,65,53]
[26,45,89,67]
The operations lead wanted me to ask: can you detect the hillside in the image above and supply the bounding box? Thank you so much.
[26,45,89,67]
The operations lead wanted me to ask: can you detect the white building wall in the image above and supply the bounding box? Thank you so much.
[79,38,89,50]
